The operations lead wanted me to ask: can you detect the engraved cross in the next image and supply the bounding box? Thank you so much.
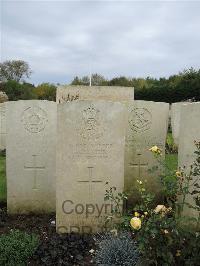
[24,155,45,189]
[77,167,102,198]
[129,153,148,178]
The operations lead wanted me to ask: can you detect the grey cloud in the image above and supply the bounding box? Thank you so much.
[1,0,200,84]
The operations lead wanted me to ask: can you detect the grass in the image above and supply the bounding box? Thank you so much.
[166,153,178,172]
[0,154,6,203]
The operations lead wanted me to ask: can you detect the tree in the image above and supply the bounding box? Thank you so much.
[71,73,107,86]
[91,73,107,86]
[33,83,56,101]
[0,60,32,82]
[0,80,36,101]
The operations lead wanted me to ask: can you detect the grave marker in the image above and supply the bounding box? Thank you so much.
[6,100,56,213]
[56,85,134,103]
[178,102,200,223]
[56,101,127,233]
[125,101,169,200]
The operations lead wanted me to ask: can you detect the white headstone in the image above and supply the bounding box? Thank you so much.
[125,100,169,198]
[171,102,189,146]
[6,100,57,213]
[178,102,200,221]
[0,103,6,150]
[56,86,134,103]
[56,101,127,233]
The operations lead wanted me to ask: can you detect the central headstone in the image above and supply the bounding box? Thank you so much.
[56,101,127,233]
[56,85,134,103]
[6,100,57,213]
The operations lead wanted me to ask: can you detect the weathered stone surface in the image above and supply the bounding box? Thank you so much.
[0,103,6,150]
[6,100,56,213]
[56,86,134,103]
[56,101,127,233]
[178,102,200,220]
[125,100,169,199]
[171,102,189,146]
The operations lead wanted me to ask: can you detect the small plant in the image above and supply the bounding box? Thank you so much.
[95,232,139,266]
[0,229,39,266]
[166,133,178,154]
[104,183,129,229]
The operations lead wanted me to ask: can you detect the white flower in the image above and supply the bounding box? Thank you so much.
[89,249,95,254]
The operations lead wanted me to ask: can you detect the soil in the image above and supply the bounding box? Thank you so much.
[0,202,95,266]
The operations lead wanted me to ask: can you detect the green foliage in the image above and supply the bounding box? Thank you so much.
[33,82,56,101]
[0,80,36,101]
[0,60,32,82]
[165,154,178,172]
[0,229,39,266]
[136,210,200,266]
[137,213,178,266]
[95,232,139,266]
[71,68,200,103]
[166,133,178,154]
[0,154,6,202]
[71,73,107,86]
[133,143,200,265]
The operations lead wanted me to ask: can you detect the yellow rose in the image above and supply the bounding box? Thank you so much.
[130,217,141,230]
[154,205,167,214]
[149,146,162,154]
[149,145,158,152]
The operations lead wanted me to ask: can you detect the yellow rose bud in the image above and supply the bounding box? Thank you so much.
[134,211,140,217]
[176,171,182,177]
[144,212,148,216]
[130,217,142,230]
[164,229,169,234]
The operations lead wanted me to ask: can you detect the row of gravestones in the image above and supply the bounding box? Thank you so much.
[1,86,199,232]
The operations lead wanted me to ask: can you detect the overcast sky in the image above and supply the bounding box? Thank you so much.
[1,0,200,85]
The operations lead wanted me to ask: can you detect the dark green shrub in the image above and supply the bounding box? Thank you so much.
[0,229,39,266]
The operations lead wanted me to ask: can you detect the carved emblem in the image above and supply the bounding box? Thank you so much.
[21,106,48,133]
[78,104,104,140]
[129,108,152,133]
